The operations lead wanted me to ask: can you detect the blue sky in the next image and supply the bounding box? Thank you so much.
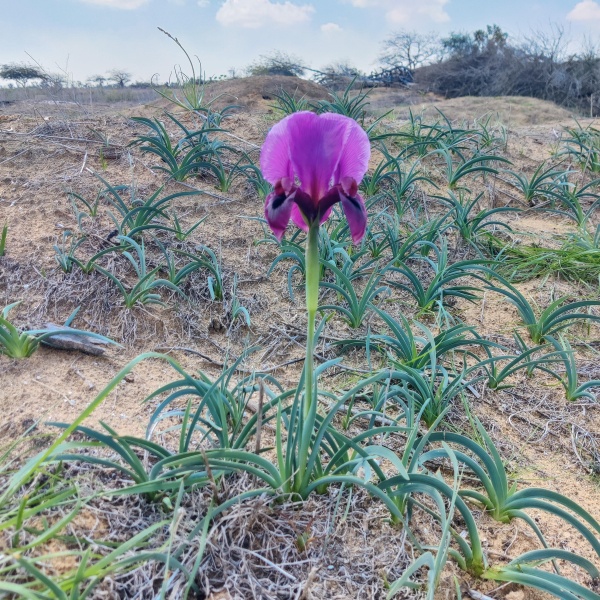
[1,0,598,84]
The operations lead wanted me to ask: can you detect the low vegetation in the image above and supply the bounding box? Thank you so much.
[0,45,599,599]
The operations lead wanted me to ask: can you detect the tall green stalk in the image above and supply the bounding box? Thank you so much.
[291,222,321,493]
[303,222,320,419]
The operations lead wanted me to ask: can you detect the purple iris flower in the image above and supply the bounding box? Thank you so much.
[260,111,371,244]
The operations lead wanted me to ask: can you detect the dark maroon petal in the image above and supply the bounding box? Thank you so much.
[340,191,367,244]
[264,189,294,241]
[291,187,318,222]
[317,185,344,219]
[319,206,333,225]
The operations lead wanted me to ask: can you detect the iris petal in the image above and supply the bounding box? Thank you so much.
[285,111,347,202]
[340,192,367,244]
[260,118,294,185]
[326,114,371,185]
[264,189,294,241]
[261,112,371,244]
[289,188,316,232]
[290,204,308,232]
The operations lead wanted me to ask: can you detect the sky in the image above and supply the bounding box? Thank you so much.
[1,0,599,84]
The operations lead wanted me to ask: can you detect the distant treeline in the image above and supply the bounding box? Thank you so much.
[249,25,600,115]
[3,24,599,114]
[412,25,600,115]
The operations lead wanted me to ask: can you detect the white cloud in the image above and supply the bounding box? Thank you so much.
[345,0,450,23]
[567,0,600,20]
[197,0,210,5]
[321,22,342,33]
[216,0,314,28]
[78,0,150,8]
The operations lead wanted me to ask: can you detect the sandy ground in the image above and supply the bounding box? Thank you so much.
[1,77,599,598]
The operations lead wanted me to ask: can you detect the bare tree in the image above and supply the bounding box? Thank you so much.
[380,30,440,71]
[41,73,67,89]
[107,69,131,88]
[521,24,568,65]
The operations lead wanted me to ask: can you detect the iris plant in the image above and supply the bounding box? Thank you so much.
[261,111,370,416]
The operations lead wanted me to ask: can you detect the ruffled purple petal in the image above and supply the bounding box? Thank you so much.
[326,114,371,185]
[340,191,367,244]
[260,118,294,185]
[285,111,347,202]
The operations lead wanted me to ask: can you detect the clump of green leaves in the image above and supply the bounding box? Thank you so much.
[431,144,510,191]
[437,190,518,245]
[317,77,372,123]
[54,231,87,273]
[271,87,312,115]
[507,162,571,206]
[94,236,185,308]
[539,335,600,401]
[319,260,389,328]
[337,307,495,370]
[540,174,600,227]
[386,242,485,316]
[560,121,600,173]
[484,275,600,343]
[0,303,118,358]
[129,114,224,182]
[227,274,251,332]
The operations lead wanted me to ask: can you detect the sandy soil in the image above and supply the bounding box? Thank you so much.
[0,78,599,598]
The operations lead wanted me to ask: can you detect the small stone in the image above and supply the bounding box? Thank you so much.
[124,373,135,383]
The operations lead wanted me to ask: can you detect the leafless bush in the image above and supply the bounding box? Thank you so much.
[247,51,305,77]
[412,24,600,114]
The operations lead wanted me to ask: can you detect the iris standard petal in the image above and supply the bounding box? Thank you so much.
[260,118,294,185]
[286,111,347,202]
[325,113,371,185]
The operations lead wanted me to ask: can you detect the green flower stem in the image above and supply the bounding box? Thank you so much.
[304,222,320,419]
